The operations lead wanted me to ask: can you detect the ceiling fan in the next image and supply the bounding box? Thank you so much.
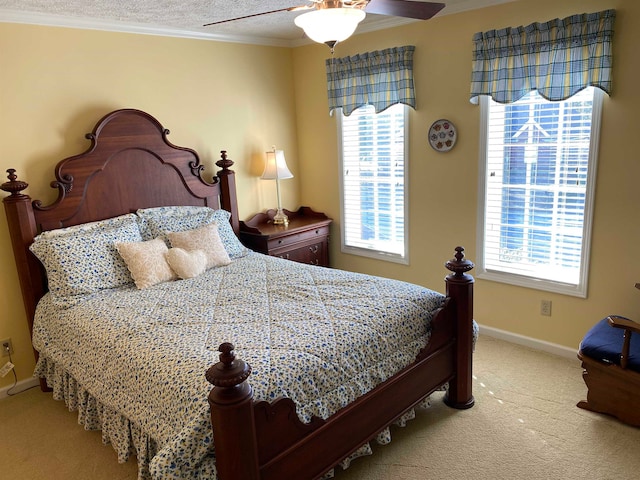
[204,1,445,48]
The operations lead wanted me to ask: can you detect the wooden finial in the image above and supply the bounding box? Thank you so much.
[1,169,29,197]
[205,343,252,389]
[445,246,475,277]
[216,151,235,173]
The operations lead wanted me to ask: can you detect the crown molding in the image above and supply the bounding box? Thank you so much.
[0,9,293,47]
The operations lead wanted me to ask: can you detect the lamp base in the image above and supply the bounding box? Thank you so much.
[272,209,289,227]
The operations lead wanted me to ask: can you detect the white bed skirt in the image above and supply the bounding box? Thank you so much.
[35,353,436,480]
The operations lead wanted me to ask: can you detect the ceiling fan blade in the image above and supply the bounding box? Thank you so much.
[203,5,311,27]
[364,0,445,20]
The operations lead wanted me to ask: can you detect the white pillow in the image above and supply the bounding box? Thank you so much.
[115,238,177,289]
[167,223,231,269]
[165,248,207,279]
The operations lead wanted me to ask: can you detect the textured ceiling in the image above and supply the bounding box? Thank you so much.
[0,0,517,46]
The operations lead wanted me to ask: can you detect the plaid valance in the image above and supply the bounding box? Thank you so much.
[470,9,615,104]
[326,45,416,116]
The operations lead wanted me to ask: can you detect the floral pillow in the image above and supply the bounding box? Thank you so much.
[29,214,142,306]
[136,206,249,259]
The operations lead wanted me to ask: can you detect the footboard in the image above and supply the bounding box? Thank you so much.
[207,247,474,480]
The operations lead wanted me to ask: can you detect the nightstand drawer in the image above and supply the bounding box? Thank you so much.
[273,241,326,266]
[266,225,330,250]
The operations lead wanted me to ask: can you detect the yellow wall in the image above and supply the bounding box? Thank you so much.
[2,0,639,388]
[293,0,640,350]
[0,24,300,387]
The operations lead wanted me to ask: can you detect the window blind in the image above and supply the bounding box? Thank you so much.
[482,87,598,290]
[340,104,407,260]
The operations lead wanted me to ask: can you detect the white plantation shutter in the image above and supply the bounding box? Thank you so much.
[478,87,602,296]
[339,103,408,262]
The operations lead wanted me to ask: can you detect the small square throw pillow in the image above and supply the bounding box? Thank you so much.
[165,248,207,279]
[167,223,231,269]
[116,237,177,289]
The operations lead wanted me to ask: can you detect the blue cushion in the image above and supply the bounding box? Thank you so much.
[580,317,640,372]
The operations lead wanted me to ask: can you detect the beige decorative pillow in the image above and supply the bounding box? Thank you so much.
[165,248,208,279]
[115,237,177,289]
[167,223,231,269]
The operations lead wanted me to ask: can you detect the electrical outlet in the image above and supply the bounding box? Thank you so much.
[1,338,13,357]
[540,300,552,316]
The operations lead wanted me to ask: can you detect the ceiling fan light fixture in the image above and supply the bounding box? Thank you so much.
[294,8,366,46]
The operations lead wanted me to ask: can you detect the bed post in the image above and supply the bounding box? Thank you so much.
[206,343,260,480]
[1,169,41,332]
[2,170,49,391]
[215,151,240,235]
[443,246,475,409]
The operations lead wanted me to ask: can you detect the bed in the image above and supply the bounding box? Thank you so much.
[2,109,475,480]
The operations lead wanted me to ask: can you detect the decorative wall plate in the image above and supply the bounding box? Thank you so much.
[428,119,457,152]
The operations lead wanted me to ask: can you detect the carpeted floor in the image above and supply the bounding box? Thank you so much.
[2,335,640,479]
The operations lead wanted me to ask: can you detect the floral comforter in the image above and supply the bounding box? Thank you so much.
[32,252,445,479]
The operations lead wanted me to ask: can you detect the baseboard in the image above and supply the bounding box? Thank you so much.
[478,324,579,360]
[0,376,39,400]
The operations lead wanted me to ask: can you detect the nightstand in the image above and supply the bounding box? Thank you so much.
[239,207,332,266]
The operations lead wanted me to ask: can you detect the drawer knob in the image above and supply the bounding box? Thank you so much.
[309,245,319,254]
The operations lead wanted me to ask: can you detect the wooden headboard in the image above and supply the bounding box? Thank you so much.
[2,109,240,342]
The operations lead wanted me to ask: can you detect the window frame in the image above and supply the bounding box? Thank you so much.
[337,104,410,265]
[476,87,604,298]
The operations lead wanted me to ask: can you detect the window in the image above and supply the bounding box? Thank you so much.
[338,104,408,263]
[477,87,603,297]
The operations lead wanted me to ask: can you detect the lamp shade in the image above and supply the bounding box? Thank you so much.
[261,149,293,180]
[294,8,366,45]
